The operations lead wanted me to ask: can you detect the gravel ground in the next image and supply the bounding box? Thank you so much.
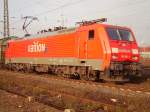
[0,89,62,112]
[0,69,150,112]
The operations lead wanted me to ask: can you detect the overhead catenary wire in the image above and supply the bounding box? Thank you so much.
[11,0,150,26]
[10,0,88,25]
[34,0,88,16]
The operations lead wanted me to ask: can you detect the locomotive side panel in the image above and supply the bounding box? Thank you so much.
[5,33,80,65]
[5,26,109,71]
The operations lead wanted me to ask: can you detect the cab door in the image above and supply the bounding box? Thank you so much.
[77,29,98,59]
[76,30,87,59]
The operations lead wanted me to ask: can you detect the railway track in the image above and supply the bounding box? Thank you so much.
[43,75,150,98]
[26,71,150,96]
[0,89,63,112]
[0,87,118,112]
[53,78,150,96]
[1,69,150,97]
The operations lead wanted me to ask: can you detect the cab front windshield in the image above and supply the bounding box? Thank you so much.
[106,28,134,41]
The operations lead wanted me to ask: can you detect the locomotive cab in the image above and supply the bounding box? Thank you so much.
[104,26,140,81]
[76,21,140,82]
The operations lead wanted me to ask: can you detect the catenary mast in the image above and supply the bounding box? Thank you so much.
[3,0,9,38]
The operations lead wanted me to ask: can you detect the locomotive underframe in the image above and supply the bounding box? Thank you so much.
[4,61,141,82]
[110,62,140,73]
[5,63,97,80]
[107,62,141,81]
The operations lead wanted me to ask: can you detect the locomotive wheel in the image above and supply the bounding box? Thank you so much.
[70,72,80,80]
[79,73,89,81]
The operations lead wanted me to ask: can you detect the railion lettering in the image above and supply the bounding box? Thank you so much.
[28,41,46,53]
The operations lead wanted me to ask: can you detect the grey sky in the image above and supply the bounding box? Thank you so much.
[0,0,150,46]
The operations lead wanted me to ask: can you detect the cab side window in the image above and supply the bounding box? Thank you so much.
[88,30,95,40]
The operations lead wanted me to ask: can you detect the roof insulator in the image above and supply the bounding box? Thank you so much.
[76,18,107,26]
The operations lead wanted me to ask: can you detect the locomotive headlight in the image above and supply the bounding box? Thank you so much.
[112,48,119,53]
[132,56,138,60]
[132,49,138,54]
[112,54,118,59]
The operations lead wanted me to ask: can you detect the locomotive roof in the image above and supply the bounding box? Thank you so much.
[13,27,77,41]
[10,23,131,42]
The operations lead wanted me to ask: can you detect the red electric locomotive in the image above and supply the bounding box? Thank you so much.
[5,18,140,81]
